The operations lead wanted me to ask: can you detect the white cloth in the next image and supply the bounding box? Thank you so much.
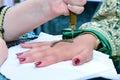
[0,32,119,80]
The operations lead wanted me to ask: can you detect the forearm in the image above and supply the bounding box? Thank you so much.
[7,0,61,24]
[4,0,64,41]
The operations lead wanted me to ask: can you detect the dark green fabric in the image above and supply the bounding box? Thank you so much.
[62,29,82,39]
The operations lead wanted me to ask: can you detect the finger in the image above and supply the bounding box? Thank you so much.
[20,42,35,48]
[17,46,50,58]
[17,51,34,64]
[68,4,84,14]
[16,50,31,58]
[64,0,87,6]
[35,55,59,67]
[17,46,55,64]
[18,51,48,64]
[20,42,50,48]
[72,51,93,66]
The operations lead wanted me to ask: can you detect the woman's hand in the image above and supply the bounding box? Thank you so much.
[48,0,87,15]
[17,34,97,67]
[63,0,87,15]
[0,38,8,66]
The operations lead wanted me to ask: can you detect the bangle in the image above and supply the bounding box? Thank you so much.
[80,32,100,49]
[0,6,10,38]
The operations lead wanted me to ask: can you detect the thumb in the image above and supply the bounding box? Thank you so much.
[72,51,93,66]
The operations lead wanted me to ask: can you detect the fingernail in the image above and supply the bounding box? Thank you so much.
[16,53,23,57]
[35,61,42,67]
[73,58,80,66]
[19,58,26,62]
[68,4,72,7]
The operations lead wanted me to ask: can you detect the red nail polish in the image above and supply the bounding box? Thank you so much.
[16,53,23,57]
[35,61,42,67]
[19,58,26,62]
[73,58,80,66]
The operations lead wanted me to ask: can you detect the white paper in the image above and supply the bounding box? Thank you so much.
[0,32,119,80]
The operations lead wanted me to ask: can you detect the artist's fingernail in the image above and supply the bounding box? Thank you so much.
[73,58,80,66]
[19,58,26,62]
[35,61,42,67]
[68,4,72,8]
[16,53,23,57]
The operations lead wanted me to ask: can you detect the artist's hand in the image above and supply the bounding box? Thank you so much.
[33,0,86,16]
[49,0,87,15]
[17,34,97,67]
[0,38,8,66]
[63,0,87,15]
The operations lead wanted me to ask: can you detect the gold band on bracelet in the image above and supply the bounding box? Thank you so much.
[0,6,10,38]
[80,32,100,49]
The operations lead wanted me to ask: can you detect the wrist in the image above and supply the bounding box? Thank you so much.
[74,32,100,49]
[33,0,63,21]
[79,32,100,49]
